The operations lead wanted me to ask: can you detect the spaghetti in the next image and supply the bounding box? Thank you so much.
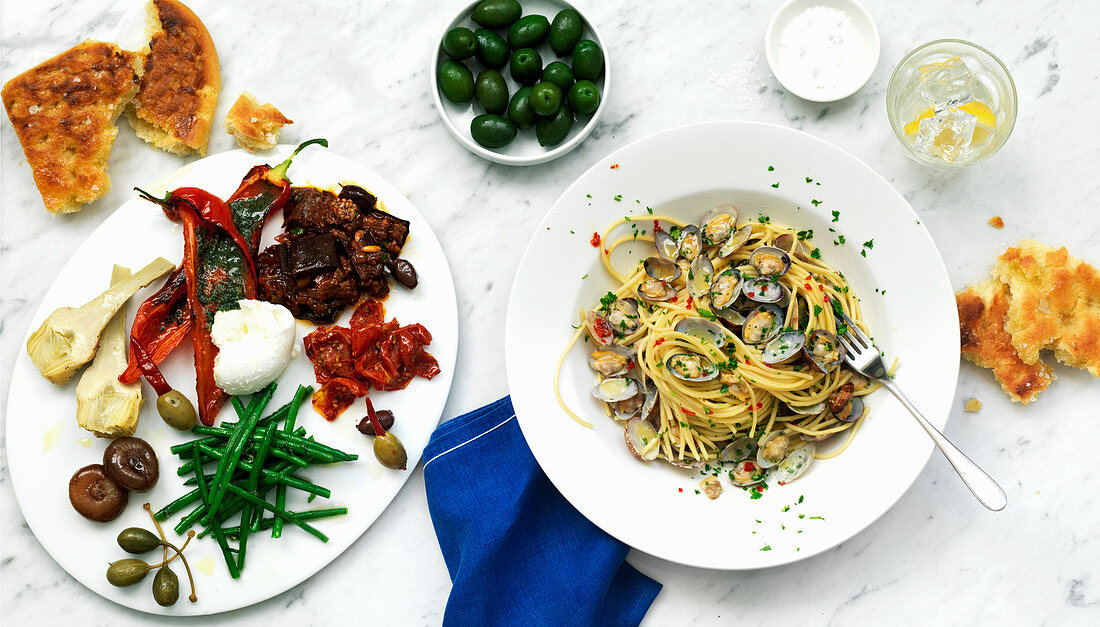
[555,206,890,482]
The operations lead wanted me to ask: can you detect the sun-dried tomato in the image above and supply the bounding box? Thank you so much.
[312,377,369,421]
[303,326,357,384]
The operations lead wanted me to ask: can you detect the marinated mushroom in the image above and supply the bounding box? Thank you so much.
[69,464,128,522]
[103,437,159,493]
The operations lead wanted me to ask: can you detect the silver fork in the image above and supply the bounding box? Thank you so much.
[836,313,1007,511]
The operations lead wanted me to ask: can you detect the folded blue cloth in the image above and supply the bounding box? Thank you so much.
[424,397,661,627]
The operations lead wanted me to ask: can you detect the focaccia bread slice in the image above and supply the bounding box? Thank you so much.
[957,278,1053,403]
[126,0,220,156]
[2,41,142,214]
[993,240,1100,377]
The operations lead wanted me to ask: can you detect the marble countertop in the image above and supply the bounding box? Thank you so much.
[3,0,1098,623]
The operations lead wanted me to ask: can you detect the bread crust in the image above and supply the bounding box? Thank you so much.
[2,40,142,214]
[127,0,220,155]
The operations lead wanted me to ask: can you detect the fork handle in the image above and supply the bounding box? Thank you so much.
[879,379,1007,511]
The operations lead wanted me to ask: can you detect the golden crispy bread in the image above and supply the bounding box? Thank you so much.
[224,91,293,152]
[2,41,142,214]
[126,0,219,155]
[993,240,1100,377]
[957,278,1053,403]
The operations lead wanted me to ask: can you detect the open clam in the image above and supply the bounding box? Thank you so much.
[687,255,714,298]
[606,297,641,337]
[742,277,787,304]
[718,225,754,258]
[700,205,738,246]
[728,459,767,487]
[654,230,680,261]
[585,310,615,346]
[773,443,815,484]
[588,345,636,377]
[591,377,639,403]
[665,352,719,382]
[637,279,676,302]
[708,269,743,309]
[719,437,758,463]
[773,233,798,253]
[624,417,660,461]
[803,329,844,372]
[788,401,826,416]
[713,306,746,327]
[678,225,703,261]
[761,330,806,365]
[756,430,792,469]
[665,456,706,470]
[741,304,783,345]
[749,246,792,277]
[674,318,728,348]
[644,256,681,282]
[833,396,865,423]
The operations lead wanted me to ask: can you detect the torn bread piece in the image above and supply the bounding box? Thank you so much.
[993,240,1100,377]
[224,91,292,151]
[2,41,143,214]
[957,278,1053,403]
[126,0,219,155]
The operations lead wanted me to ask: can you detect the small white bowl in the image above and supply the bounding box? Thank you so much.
[431,0,611,166]
[764,0,880,103]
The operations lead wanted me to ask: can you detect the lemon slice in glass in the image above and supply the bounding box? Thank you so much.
[904,101,996,136]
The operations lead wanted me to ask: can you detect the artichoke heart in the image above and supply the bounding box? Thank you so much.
[27,256,173,384]
[76,265,143,437]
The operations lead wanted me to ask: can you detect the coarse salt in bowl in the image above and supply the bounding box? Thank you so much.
[765,0,880,102]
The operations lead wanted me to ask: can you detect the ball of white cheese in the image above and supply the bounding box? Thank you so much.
[211,300,296,396]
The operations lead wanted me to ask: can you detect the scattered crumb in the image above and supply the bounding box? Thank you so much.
[988,216,1004,228]
[964,398,982,413]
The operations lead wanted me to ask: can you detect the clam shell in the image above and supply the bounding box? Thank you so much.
[588,345,636,377]
[606,297,641,337]
[687,255,714,298]
[803,329,844,373]
[643,256,681,282]
[773,444,815,484]
[637,278,677,302]
[654,230,680,261]
[713,306,746,327]
[624,417,660,461]
[700,205,738,246]
[749,246,792,276]
[833,396,865,423]
[728,459,767,487]
[719,437,758,463]
[678,225,702,261]
[761,331,806,365]
[665,352,719,382]
[741,304,783,345]
[585,310,614,346]
[718,225,754,258]
[708,269,743,309]
[592,378,639,403]
[742,277,786,304]
[756,430,791,469]
[674,317,728,349]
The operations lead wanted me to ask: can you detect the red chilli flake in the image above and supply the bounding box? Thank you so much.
[653,220,662,232]
[744,461,756,471]
[754,485,764,493]
[654,338,666,347]
[686,296,694,309]
[610,163,620,169]
[678,488,684,493]
[681,407,697,416]
[590,232,601,247]
[818,284,825,292]
[824,294,831,303]
[744,356,751,364]
[755,402,763,410]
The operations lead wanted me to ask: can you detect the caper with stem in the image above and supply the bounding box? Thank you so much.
[143,503,198,603]
[364,398,407,470]
[117,527,162,554]
[152,565,180,607]
[106,558,158,587]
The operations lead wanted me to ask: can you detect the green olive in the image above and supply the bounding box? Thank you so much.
[536,105,574,147]
[571,40,604,81]
[373,432,408,470]
[507,14,551,50]
[157,390,196,431]
[438,59,475,104]
[442,27,477,60]
[117,527,163,554]
[472,0,521,29]
[470,114,518,149]
[507,87,537,130]
[152,566,180,607]
[106,558,152,587]
[475,69,509,115]
[549,9,584,57]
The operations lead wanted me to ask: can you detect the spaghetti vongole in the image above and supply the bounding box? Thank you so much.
[554,204,893,490]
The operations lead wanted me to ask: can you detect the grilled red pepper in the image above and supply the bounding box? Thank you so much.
[119,266,191,384]
[173,186,257,287]
[227,138,328,255]
[137,188,257,425]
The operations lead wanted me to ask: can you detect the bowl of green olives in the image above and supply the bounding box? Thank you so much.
[432,0,610,165]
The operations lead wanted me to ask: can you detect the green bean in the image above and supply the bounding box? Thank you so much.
[170,436,223,456]
[274,388,313,537]
[190,444,240,579]
[219,507,348,536]
[225,484,329,543]
[153,486,201,521]
[241,424,278,561]
[204,383,275,521]
[231,396,248,421]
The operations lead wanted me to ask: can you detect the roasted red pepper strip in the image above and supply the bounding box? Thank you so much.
[227,138,328,256]
[137,188,257,425]
[129,336,172,396]
[172,187,257,293]
[119,266,191,384]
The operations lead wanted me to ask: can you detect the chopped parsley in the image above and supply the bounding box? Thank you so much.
[834,234,846,245]
[805,177,813,183]
[698,308,718,321]
[796,229,814,241]
[810,199,822,206]
[599,292,617,311]
[768,165,775,171]
[810,248,821,259]
[813,305,823,316]
[586,194,592,198]
[757,215,771,224]
[771,182,780,188]
[581,273,588,279]
[831,210,840,222]
[613,194,622,202]
[760,545,772,551]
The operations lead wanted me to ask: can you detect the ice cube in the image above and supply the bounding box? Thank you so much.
[919,56,975,110]
[914,108,977,163]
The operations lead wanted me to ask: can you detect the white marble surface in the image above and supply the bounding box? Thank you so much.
[2,0,1098,624]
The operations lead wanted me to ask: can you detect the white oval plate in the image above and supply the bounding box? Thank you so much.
[5,146,458,614]
[505,121,959,570]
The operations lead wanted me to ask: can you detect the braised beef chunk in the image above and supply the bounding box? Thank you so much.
[283,187,358,233]
[257,186,410,323]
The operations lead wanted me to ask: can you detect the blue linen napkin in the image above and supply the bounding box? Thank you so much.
[424,396,662,626]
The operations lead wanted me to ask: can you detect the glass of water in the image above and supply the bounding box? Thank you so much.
[886,39,1017,168]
